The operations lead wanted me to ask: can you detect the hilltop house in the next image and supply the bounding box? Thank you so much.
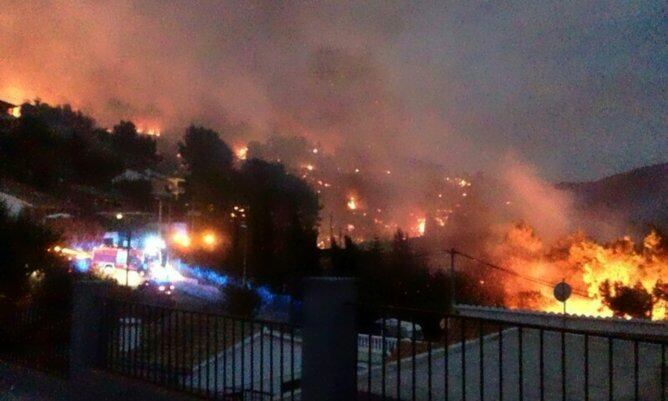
[0,99,20,119]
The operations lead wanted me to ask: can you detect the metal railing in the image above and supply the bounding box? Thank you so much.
[101,299,301,400]
[358,334,399,355]
[0,304,71,375]
[355,305,668,401]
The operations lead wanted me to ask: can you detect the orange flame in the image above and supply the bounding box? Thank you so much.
[494,225,667,320]
[235,146,248,160]
[417,217,426,236]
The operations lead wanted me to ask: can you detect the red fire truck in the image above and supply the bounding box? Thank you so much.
[91,246,145,274]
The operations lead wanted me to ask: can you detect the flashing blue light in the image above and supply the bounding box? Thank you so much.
[256,286,275,303]
[178,262,229,286]
[73,257,90,272]
[173,261,296,309]
[142,234,166,255]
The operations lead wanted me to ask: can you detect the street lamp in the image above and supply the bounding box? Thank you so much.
[115,212,132,287]
[231,205,250,286]
[202,231,217,247]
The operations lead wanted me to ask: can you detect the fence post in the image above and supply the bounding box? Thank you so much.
[302,277,357,401]
[70,280,111,379]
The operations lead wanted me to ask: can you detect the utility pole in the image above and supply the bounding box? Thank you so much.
[125,229,132,287]
[242,222,248,287]
[157,198,163,227]
[329,213,334,247]
[450,248,456,310]
[241,206,250,287]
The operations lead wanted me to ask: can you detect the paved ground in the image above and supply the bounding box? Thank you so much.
[0,362,70,401]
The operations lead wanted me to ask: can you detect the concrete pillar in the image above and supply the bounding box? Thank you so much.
[302,277,357,401]
[70,280,111,379]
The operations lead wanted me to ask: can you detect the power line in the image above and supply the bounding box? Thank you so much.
[452,250,590,298]
[411,247,590,298]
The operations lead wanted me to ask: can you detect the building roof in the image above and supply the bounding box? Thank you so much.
[0,192,33,216]
[0,99,17,110]
[455,304,667,339]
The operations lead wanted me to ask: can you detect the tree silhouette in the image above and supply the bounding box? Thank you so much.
[178,125,236,216]
[600,281,655,319]
[0,203,65,303]
[109,121,159,170]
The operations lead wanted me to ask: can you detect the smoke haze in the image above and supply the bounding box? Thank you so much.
[2,1,665,182]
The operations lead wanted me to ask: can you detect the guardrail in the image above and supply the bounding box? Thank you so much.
[6,279,664,401]
[355,305,668,401]
[358,335,399,356]
[0,304,71,375]
[101,299,301,400]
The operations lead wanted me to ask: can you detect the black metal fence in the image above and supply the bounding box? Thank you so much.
[355,305,667,401]
[0,303,71,375]
[101,298,301,400]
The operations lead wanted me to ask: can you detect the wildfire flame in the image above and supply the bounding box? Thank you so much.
[236,146,248,160]
[417,217,426,236]
[136,124,161,137]
[494,225,667,320]
[574,231,667,319]
[347,196,358,210]
[10,106,21,118]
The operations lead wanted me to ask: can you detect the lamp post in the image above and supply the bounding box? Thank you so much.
[116,213,132,287]
[232,205,250,286]
[242,221,248,286]
[450,248,456,310]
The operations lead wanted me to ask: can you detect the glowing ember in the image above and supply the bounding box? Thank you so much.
[347,196,358,210]
[236,146,248,160]
[137,124,161,136]
[417,217,426,236]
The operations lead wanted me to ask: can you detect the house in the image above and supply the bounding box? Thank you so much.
[357,327,665,401]
[189,308,665,401]
[0,191,32,216]
[112,169,185,199]
[0,99,20,118]
[189,327,302,400]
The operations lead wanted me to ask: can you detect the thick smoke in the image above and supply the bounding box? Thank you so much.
[2,1,665,182]
[1,1,663,244]
[3,1,665,316]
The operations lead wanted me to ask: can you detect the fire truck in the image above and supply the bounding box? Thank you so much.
[91,246,146,285]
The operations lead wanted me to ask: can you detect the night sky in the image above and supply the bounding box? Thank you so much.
[1,1,665,181]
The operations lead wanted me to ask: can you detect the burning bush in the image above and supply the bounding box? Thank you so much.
[487,224,667,320]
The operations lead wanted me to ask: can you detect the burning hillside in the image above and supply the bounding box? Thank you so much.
[244,135,479,245]
[486,224,667,320]
[237,137,668,320]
